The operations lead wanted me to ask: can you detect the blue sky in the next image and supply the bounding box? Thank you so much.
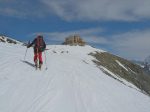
[0,0,150,60]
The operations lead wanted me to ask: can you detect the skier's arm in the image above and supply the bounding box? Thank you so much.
[43,41,46,49]
[27,39,36,48]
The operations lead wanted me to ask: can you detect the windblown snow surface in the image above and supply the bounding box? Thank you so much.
[0,43,150,112]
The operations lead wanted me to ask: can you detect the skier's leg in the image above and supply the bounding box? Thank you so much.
[39,52,43,69]
[34,53,38,67]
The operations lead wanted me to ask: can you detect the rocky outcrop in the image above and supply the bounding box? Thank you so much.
[0,35,21,44]
[0,36,7,42]
[90,52,150,96]
[63,35,86,46]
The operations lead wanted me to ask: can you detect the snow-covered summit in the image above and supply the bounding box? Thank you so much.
[0,43,150,112]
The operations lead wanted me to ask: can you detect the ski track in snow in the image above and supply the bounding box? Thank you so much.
[0,43,150,112]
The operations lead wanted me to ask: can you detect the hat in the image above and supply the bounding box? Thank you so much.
[37,35,43,38]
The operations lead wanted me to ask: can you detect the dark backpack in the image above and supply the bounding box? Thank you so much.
[35,36,45,52]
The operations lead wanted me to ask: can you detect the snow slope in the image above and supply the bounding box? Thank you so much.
[0,43,150,112]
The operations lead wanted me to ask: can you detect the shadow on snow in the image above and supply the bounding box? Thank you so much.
[21,60,35,68]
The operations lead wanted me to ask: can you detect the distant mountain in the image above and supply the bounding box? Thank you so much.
[144,56,150,74]
[131,59,150,75]
[145,56,150,65]
[131,60,145,68]
[0,35,22,44]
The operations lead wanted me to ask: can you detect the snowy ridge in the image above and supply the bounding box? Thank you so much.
[0,43,150,112]
[0,35,22,44]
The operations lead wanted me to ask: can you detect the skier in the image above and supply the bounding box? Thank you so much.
[27,35,46,69]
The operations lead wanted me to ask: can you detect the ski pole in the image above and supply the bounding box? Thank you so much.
[24,41,30,61]
[24,48,28,61]
[44,50,48,70]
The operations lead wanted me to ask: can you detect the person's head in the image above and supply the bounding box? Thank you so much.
[37,35,43,39]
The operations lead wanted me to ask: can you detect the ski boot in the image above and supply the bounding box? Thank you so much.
[39,62,43,70]
[35,60,38,70]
